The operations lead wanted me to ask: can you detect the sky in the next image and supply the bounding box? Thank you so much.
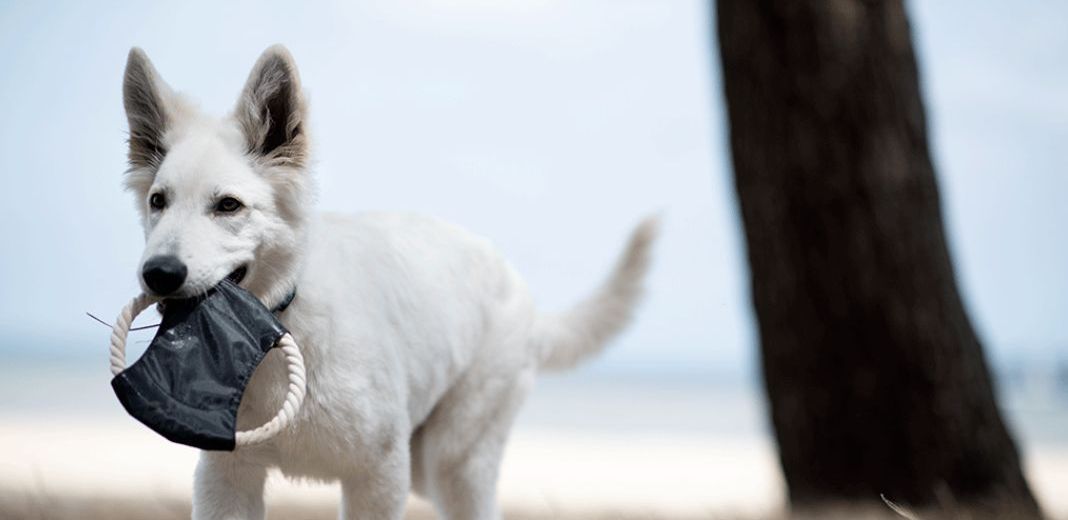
[0,0,1064,376]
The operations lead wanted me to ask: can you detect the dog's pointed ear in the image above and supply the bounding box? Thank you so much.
[236,45,307,168]
[123,48,173,170]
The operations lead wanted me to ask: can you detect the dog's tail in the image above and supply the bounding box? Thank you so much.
[533,216,658,371]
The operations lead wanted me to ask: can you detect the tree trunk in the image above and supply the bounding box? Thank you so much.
[714,1,1040,516]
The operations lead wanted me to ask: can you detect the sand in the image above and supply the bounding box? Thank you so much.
[0,416,1065,519]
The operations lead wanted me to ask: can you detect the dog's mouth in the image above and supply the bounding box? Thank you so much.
[156,265,249,313]
[227,265,249,285]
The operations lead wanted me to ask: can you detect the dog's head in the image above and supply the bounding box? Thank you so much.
[122,46,311,306]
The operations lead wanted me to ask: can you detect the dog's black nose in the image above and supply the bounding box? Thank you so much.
[142,255,187,295]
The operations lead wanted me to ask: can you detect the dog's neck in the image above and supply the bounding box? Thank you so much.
[271,287,297,314]
[246,229,307,314]
[252,276,299,315]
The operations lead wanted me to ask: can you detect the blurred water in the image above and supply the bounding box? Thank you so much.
[1,350,1064,449]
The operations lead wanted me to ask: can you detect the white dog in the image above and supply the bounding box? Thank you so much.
[121,45,656,520]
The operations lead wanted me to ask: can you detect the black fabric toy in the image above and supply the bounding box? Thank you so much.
[108,280,305,451]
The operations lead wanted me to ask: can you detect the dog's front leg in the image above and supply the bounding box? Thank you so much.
[339,446,411,520]
[192,451,268,520]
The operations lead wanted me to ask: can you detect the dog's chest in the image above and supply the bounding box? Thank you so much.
[236,321,413,479]
[269,378,410,481]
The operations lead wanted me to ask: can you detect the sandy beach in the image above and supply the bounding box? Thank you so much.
[1,416,1065,518]
[0,417,782,518]
[1,367,1065,518]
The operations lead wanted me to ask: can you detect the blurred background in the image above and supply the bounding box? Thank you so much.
[0,1,1064,518]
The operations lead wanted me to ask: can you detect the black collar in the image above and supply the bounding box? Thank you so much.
[272,287,297,315]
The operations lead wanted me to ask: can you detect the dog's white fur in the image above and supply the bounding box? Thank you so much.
[121,45,657,520]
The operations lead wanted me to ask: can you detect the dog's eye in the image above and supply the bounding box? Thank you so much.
[215,197,244,213]
[149,193,166,211]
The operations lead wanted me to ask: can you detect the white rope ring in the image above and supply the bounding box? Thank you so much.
[108,294,307,447]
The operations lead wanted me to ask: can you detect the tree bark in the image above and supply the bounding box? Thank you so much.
[715,1,1040,515]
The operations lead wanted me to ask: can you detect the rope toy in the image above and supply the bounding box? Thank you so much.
[108,287,306,449]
